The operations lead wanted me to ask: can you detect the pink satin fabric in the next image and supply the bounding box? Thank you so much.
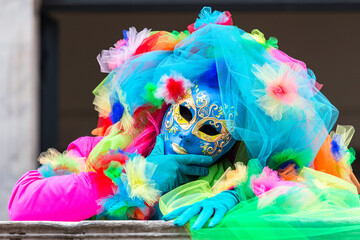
[8,136,113,221]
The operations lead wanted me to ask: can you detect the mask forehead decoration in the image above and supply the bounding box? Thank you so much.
[162,84,235,160]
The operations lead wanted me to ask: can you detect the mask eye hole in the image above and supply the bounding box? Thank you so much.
[199,124,220,136]
[179,105,193,122]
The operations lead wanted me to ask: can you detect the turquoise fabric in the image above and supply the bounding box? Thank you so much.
[148,135,214,192]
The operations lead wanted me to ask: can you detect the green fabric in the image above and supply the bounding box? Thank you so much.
[348,147,356,165]
[198,161,224,186]
[266,37,279,49]
[159,180,215,217]
[189,188,360,240]
[160,158,360,239]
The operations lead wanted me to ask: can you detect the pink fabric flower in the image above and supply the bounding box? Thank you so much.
[251,167,298,197]
[269,48,323,92]
[266,71,298,106]
[97,27,151,73]
[252,63,314,121]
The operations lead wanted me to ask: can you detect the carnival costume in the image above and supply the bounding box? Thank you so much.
[9,7,360,239]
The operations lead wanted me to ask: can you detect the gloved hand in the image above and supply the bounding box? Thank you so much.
[163,190,239,230]
[148,134,213,193]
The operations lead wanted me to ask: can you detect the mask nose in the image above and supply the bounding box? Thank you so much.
[179,132,194,144]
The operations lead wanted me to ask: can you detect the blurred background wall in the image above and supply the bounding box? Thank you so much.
[0,0,40,221]
[0,0,359,220]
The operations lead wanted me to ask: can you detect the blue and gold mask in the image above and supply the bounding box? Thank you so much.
[161,84,236,162]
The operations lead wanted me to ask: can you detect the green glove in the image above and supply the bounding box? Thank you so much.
[163,190,239,229]
[148,134,213,193]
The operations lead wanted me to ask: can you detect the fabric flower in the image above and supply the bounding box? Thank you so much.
[187,7,233,33]
[330,134,347,162]
[330,125,355,162]
[278,164,304,182]
[268,148,313,170]
[124,155,161,206]
[135,30,189,55]
[251,167,298,197]
[114,39,127,49]
[38,148,86,177]
[252,63,314,121]
[97,27,151,73]
[142,82,164,108]
[250,29,278,49]
[95,151,159,220]
[155,72,193,104]
[97,172,145,220]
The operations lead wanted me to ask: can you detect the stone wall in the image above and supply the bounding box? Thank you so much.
[0,0,40,220]
[0,221,189,240]
[1,219,360,239]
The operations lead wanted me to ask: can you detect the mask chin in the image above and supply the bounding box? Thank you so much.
[161,84,236,161]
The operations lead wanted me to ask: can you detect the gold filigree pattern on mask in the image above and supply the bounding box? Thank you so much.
[200,142,216,155]
[200,132,232,157]
[171,89,197,130]
[164,87,234,157]
[195,91,224,119]
[193,93,233,157]
[195,91,210,117]
[192,118,231,142]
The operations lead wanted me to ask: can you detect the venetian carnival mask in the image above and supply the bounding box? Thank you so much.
[161,84,236,162]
